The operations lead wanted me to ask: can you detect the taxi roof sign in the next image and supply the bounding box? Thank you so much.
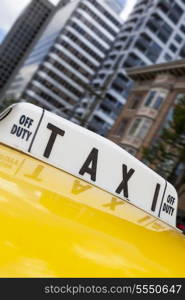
[0,103,178,228]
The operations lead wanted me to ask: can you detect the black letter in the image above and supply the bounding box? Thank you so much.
[10,124,17,134]
[115,164,135,198]
[43,123,65,158]
[151,183,161,212]
[162,203,167,212]
[19,115,26,125]
[79,148,98,182]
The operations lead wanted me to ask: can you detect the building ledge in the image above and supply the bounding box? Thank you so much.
[121,135,142,149]
[136,107,158,119]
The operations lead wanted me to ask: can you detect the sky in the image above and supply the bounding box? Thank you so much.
[0,0,137,43]
[121,0,137,20]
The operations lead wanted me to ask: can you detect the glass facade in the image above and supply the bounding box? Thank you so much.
[5,0,122,116]
[0,0,54,95]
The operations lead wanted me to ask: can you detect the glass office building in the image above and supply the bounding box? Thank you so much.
[0,0,55,98]
[5,0,122,115]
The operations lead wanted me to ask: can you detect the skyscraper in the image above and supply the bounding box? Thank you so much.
[0,0,55,99]
[86,0,185,135]
[4,0,122,115]
[103,0,127,14]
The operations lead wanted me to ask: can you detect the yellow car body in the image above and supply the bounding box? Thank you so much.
[0,143,185,277]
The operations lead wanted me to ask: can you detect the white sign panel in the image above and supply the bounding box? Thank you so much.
[0,103,178,227]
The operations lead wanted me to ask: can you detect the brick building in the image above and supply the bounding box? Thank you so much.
[109,59,185,158]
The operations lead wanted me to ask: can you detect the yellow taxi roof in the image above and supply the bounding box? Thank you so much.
[0,144,185,277]
[0,103,179,228]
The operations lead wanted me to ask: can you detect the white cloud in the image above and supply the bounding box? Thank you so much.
[0,0,59,34]
[121,0,137,20]
[0,0,30,32]
[0,0,137,35]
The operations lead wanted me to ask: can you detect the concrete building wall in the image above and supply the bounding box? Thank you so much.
[4,0,122,117]
[108,60,185,158]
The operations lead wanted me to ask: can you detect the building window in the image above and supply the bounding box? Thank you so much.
[123,53,143,68]
[99,73,105,79]
[112,74,126,93]
[71,21,107,53]
[110,54,116,60]
[147,14,173,43]
[144,91,156,107]
[90,0,121,27]
[74,12,112,44]
[135,33,162,63]
[79,3,117,36]
[145,42,162,63]
[128,118,142,136]
[158,22,173,43]
[168,3,183,24]
[153,96,164,110]
[174,33,183,43]
[180,24,185,34]
[164,53,172,61]
[169,43,177,53]
[128,118,152,139]
[144,90,166,109]
[138,119,152,139]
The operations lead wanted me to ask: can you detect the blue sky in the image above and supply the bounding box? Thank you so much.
[0,0,137,43]
[0,29,5,43]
